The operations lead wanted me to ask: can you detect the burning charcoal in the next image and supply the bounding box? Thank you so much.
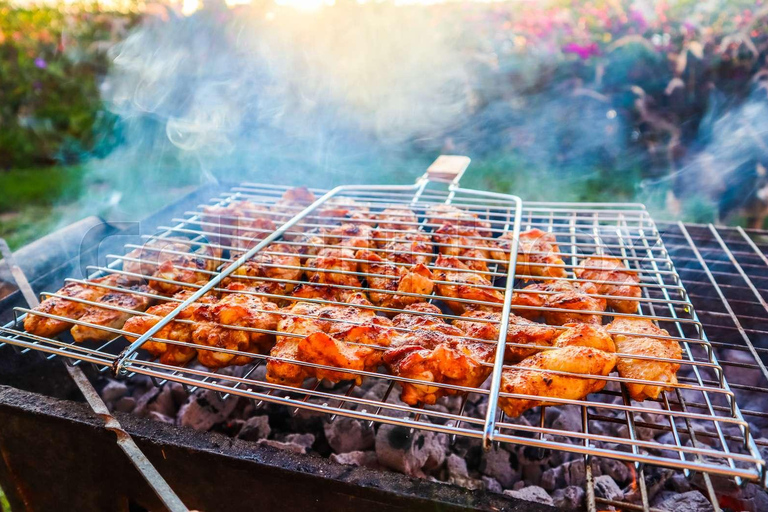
[446,453,469,479]
[503,486,554,506]
[593,475,624,502]
[178,389,239,431]
[480,445,520,488]
[169,382,188,409]
[481,476,502,494]
[552,485,585,510]
[284,433,315,451]
[237,415,271,442]
[101,380,128,403]
[722,349,763,387]
[145,385,177,418]
[735,483,768,512]
[598,459,631,485]
[670,473,692,493]
[550,406,581,434]
[132,386,161,417]
[541,459,587,491]
[422,432,448,473]
[323,417,374,454]
[148,411,175,424]
[257,438,308,454]
[449,475,485,491]
[331,451,381,469]
[655,491,714,512]
[375,424,434,477]
[114,396,136,413]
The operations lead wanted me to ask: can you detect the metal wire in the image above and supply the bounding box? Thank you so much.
[1,177,767,512]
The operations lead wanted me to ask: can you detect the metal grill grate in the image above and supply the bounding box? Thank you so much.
[1,164,767,512]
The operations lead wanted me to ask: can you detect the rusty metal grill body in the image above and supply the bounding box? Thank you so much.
[2,168,768,512]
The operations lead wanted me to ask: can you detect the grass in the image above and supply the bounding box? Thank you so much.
[0,165,85,213]
[1,488,10,511]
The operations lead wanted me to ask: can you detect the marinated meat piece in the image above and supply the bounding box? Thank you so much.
[229,243,303,297]
[575,257,641,314]
[71,285,155,343]
[384,326,494,406]
[123,291,218,366]
[391,303,464,336]
[373,208,420,245]
[433,224,494,272]
[193,283,281,368]
[380,231,434,266]
[305,248,361,289]
[453,310,559,363]
[433,255,504,314]
[499,324,617,417]
[147,244,222,296]
[323,223,375,250]
[267,293,394,387]
[511,280,606,325]
[202,200,276,247]
[356,250,434,311]
[24,274,135,338]
[490,228,567,278]
[426,204,492,237]
[606,317,682,401]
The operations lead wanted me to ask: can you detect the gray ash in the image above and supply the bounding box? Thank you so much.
[99,369,768,511]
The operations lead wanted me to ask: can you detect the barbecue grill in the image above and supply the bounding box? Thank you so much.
[1,157,767,512]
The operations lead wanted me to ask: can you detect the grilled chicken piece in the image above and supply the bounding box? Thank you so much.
[380,231,434,266]
[229,243,302,298]
[490,228,567,278]
[267,293,393,387]
[295,232,328,262]
[606,318,682,401]
[202,200,276,247]
[192,283,280,368]
[273,187,316,212]
[314,197,372,226]
[24,274,135,338]
[373,208,420,245]
[511,280,606,325]
[123,239,200,277]
[123,291,218,366]
[433,255,504,314]
[433,224,494,272]
[384,321,493,406]
[270,187,317,240]
[575,257,641,314]
[288,283,354,303]
[499,324,617,417]
[148,244,222,296]
[426,204,492,237]
[391,303,464,336]
[323,223,375,250]
[305,247,361,289]
[355,250,434,311]
[376,208,419,233]
[71,285,155,343]
[453,310,559,363]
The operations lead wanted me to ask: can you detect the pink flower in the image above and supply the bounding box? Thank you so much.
[562,42,600,59]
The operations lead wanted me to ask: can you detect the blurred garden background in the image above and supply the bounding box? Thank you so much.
[1,0,768,250]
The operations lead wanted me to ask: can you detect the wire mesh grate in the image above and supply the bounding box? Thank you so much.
[1,177,766,511]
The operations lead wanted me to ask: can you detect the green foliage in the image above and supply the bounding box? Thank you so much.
[0,1,137,168]
[0,164,84,212]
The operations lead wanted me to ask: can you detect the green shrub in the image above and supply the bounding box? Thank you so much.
[0,2,137,168]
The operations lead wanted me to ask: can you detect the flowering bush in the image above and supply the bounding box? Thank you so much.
[0,2,137,168]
